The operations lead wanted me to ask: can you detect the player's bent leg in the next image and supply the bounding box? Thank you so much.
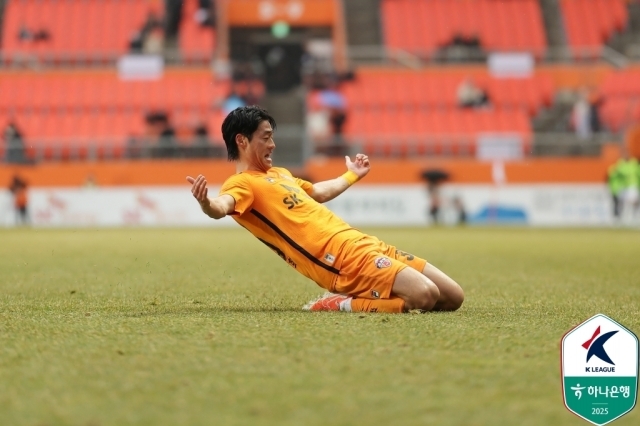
[391,267,440,311]
[421,263,464,311]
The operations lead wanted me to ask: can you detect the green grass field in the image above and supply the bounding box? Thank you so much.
[1,227,639,426]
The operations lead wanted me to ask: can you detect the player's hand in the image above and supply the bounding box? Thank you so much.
[345,154,371,179]
[186,174,210,207]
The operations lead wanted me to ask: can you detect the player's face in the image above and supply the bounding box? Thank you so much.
[246,120,275,171]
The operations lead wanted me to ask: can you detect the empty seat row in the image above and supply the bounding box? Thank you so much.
[1,110,226,141]
[343,109,532,137]
[560,0,627,47]
[338,72,553,115]
[600,97,640,133]
[382,0,546,56]
[0,71,231,111]
[2,0,215,59]
[599,70,640,98]
[3,0,158,55]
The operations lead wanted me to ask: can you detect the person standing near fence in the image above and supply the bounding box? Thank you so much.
[8,175,29,226]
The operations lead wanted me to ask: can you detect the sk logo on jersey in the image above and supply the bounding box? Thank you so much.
[264,177,276,184]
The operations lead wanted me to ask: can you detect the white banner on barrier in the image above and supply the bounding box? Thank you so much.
[0,184,614,228]
[440,184,612,226]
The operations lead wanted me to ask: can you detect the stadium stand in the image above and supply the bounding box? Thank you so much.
[560,0,628,48]
[599,69,640,132]
[1,0,637,164]
[0,70,230,160]
[381,0,547,57]
[2,0,166,60]
[178,0,216,61]
[338,69,554,115]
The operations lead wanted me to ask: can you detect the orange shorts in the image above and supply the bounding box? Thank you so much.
[331,235,427,300]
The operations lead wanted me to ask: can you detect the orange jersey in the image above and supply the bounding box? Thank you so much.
[219,167,363,289]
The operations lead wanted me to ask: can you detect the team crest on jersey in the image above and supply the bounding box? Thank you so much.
[324,253,336,265]
[264,177,277,184]
[374,257,392,269]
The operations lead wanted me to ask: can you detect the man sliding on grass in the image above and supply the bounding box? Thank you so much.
[186,106,464,313]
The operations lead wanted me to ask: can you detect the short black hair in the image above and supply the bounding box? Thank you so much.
[221,106,277,161]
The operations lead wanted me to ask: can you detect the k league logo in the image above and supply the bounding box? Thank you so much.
[561,314,639,426]
[583,326,618,367]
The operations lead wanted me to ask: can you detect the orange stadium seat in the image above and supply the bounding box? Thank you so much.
[0,69,228,159]
[382,0,546,56]
[2,0,163,59]
[598,69,640,132]
[560,0,628,48]
[339,70,554,116]
[179,0,216,60]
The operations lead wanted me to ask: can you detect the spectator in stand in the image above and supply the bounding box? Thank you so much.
[222,89,246,114]
[145,111,177,158]
[18,24,34,41]
[192,121,212,158]
[143,27,164,55]
[8,175,29,226]
[17,24,50,43]
[457,77,489,109]
[319,81,348,144]
[571,88,595,140]
[157,116,177,158]
[128,11,164,54]
[4,121,26,164]
[194,0,216,28]
[129,31,144,53]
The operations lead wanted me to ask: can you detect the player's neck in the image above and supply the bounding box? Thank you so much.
[236,160,270,174]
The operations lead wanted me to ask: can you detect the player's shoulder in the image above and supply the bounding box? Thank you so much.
[221,172,253,189]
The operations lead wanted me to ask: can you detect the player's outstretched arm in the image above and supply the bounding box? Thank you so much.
[186,175,235,219]
[310,154,370,203]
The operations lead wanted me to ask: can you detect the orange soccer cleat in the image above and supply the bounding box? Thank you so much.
[302,293,352,312]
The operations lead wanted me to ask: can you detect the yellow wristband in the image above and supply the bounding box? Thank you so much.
[342,170,360,186]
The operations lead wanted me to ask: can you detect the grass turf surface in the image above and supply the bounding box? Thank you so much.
[0,227,639,426]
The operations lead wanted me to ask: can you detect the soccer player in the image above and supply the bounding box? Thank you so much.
[187,106,464,313]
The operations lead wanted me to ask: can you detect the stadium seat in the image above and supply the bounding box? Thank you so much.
[382,0,546,57]
[0,69,230,159]
[2,0,163,60]
[560,0,628,48]
[338,69,553,116]
[178,0,216,61]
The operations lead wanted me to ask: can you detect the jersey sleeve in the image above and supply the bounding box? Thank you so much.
[294,177,314,195]
[219,174,254,216]
[277,167,314,195]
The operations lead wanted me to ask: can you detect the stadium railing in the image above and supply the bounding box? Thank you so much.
[346,45,632,68]
[1,137,226,163]
[1,133,613,164]
[0,49,214,68]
